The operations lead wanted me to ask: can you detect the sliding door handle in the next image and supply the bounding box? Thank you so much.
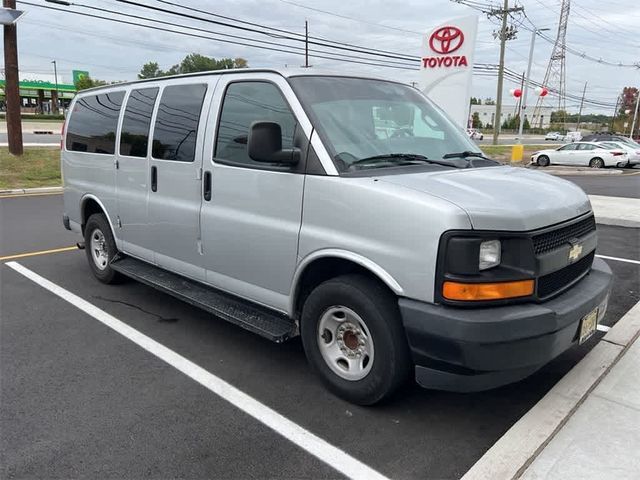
[203,171,212,201]
[151,165,157,192]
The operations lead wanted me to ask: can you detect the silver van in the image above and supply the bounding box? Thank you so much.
[62,69,612,405]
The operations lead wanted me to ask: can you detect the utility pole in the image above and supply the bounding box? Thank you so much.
[3,0,23,155]
[490,0,523,145]
[610,95,620,132]
[51,59,59,114]
[576,81,587,131]
[304,19,309,68]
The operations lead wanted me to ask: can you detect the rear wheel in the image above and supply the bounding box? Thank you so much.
[537,155,550,167]
[84,213,122,284]
[300,274,411,405]
[589,157,605,168]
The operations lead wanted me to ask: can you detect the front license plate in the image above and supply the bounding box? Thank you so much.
[579,308,598,344]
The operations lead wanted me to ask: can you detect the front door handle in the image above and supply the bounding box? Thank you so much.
[151,165,157,192]
[203,170,212,201]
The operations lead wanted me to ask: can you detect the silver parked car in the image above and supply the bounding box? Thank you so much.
[62,69,612,405]
[597,141,640,167]
[531,142,628,168]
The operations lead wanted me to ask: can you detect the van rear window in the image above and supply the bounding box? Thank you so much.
[66,92,125,154]
[152,84,207,162]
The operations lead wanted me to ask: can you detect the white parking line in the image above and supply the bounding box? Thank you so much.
[596,254,640,266]
[6,261,389,480]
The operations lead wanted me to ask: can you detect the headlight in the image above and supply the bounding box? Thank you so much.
[479,240,501,270]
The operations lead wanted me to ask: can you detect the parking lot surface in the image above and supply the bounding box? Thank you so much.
[1,193,639,479]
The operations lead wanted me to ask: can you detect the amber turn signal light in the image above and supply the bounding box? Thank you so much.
[443,279,534,301]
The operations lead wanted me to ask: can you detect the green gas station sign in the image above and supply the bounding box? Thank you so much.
[72,70,90,84]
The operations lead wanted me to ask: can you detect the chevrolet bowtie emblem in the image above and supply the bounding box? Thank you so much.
[568,243,583,262]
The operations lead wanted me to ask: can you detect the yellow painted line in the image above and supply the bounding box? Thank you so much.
[0,192,63,199]
[0,246,77,262]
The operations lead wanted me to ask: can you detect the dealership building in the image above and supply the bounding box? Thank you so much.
[470,103,556,129]
[0,71,83,113]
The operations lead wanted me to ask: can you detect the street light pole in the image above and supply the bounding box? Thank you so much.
[630,91,639,140]
[517,28,549,143]
[51,59,59,114]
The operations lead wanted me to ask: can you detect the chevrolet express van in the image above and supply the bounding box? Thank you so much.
[62,69,612,405]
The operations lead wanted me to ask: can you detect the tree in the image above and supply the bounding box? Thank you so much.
[137,54,249,79]
[138,61,164,79]
[550,110,569,123]
[484,97,496,105]
[471,112,482,129]
[618,87,638,116]
[470,97,481,105]
[74,75,108,91]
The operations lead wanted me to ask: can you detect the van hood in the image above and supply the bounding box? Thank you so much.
[378,166,591,231]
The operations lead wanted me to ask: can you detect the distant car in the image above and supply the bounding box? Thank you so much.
[563,131,582,142]
[597,141,640,167]
[583,133,640,148]
[466,128,483,140]
[545,131,562,141]
[531,141,628,168]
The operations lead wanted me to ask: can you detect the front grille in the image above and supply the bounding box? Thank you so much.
[537,251,595,299]
[532,215,596,255]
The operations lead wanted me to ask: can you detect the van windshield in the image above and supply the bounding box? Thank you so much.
[289,76,493,173]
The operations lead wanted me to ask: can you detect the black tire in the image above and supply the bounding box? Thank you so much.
[84,213,122,284]
[589,157,604,168]
[537,155,550,167]
[300,274,411,405]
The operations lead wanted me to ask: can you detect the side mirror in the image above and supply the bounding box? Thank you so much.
[248,121,300,165]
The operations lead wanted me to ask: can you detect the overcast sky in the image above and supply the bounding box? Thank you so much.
[5,0,640,113]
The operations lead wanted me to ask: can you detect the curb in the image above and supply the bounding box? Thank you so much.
[0,186,63,195]
[462,299,640,480]
[589,195,640,228]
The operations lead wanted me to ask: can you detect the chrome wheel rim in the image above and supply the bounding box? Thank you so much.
[90,228,109,270]
[317,306,374,381]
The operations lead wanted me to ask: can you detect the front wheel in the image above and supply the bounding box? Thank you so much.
[589,157,605,168]
[84,213,122,284]
[300,274,411,405]
[537,155,550,167]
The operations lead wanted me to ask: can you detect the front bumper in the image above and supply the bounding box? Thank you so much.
[399,257,612,392]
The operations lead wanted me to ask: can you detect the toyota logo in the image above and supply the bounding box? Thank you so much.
[429,26,464,54]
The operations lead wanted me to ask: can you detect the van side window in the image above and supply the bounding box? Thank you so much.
[215,82,296,166]
[66,91,125,154]
[152,84,207,162]
[120,87,159,157]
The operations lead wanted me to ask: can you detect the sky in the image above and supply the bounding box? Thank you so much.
[4,0,640,114]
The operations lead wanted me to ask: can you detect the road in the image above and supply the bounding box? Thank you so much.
[0,132,58,145]
[561,173,640,198]
[1,193,639,479]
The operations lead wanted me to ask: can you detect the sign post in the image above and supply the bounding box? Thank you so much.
[420,15,478,129]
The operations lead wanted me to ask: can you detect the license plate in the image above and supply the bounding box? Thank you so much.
[579,308,598,344]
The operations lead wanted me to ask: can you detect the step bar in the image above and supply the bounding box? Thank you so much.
[110,255,298,343]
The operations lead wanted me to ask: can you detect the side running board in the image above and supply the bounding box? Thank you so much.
[110,255,297,343]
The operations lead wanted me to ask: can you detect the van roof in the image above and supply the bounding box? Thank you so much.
[76,67,395,94]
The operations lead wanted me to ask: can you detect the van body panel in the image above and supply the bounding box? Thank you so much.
[298,175,472,304]
[378,166,592,231]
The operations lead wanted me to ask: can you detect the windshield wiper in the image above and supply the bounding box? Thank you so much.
[442,150,491,160]
[348,153,457,169]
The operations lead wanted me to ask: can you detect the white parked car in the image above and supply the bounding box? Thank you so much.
[597,141,640,168]
[563,131,582,142]
[466,128,483,140]
[545,131,562,141]
[531,142,628,168]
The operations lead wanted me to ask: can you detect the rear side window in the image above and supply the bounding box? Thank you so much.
[66,92,125,154]
[214,82,297,166]
[119,87,159,157]
[152,84,207,162]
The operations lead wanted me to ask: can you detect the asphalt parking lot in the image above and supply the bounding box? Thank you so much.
[1,193,639,479]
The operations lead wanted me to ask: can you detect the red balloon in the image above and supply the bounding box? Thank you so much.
[540,87,549,97]
[513,89,522,98]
